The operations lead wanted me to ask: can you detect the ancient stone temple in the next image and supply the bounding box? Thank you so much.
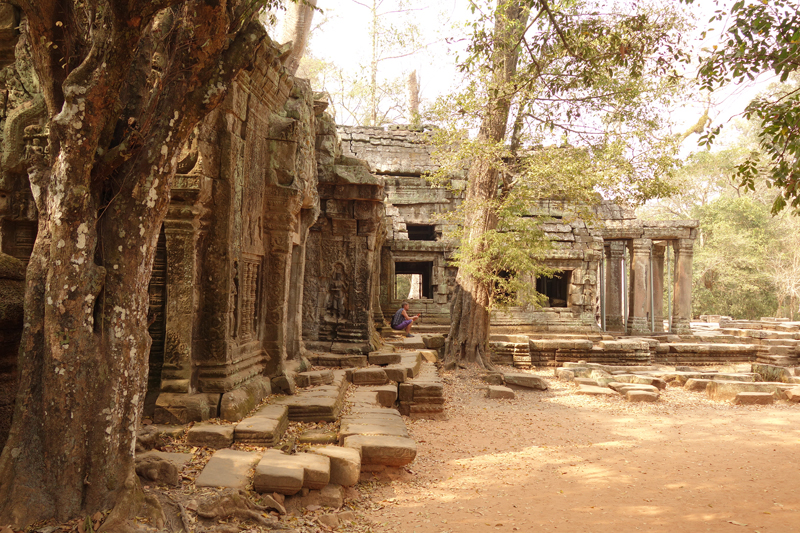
[340,125,698,335]
[0,19,388,427]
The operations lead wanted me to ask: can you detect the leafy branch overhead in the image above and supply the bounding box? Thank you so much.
[689,0,800,213]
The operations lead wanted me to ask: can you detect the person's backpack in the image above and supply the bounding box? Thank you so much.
[391,308,404,328]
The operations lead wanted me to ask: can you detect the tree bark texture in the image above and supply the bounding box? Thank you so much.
[280,0,317,75]
[444,0,530,369]
[0,1,266,527]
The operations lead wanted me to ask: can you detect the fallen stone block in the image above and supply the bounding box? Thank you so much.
[369,384,398,407]
[187,423,234,449]
[575,385,617,396]
[481,372,505,385]
[751,363,793,383]
[350,390,380,406]
[368,351,401,365]
[626,391,659,402]
[487,386,515,399]
[419,349,439,363]
[411,381,444,398]
[503,373,548,390]
[297,429,338,445]
[384,365,409,383]
[706,381,793,402]
[352,368,389,386]
[785,387,800,402]
[733,392,775,405]
[343,435,417,467]
[608,382,659,394]
[555,368,575,381]
[319,483,345,508]
[235,416,287,447]
[311,446,361,487]
[574,378,599,387]
[195,449,260,489]
[684,378,713,392]
[253,454,304,495]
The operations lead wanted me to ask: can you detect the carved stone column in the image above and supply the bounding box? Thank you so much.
[627,238,652,335]
[160,208,203,394]
[652,243,666,333]
[605,241,625,331]
[672,238,694,334]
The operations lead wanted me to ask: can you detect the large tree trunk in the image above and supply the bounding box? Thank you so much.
[444,0,530,370]
[280,0,317,75]
[0,2,265,528]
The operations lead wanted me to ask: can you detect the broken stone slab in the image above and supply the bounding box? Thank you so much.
[400,353,422,378]
[383,364,409,383]
[339,419,410,441]
[368,351,401,365]
[343,435,417,467]
[297,429,338,445]
[187,423,234,449]
[296,370,335,388]
[421,335,445,350]
[253,456,304,495]
[319,483,345,508]
[573,378,599,387]
[137,450,194,468]
[411,381,444,398]
[195,449,260,489]
[234,416,287,447]
[257,449,331,491]
[751,363,793,383]
[555,368,575,381]
[419,349,438,363]
[350,390,380,406]
[503,373,548,390]
[785,387,800,402]
[153,392,221,425]
[481,372,505,385]
[310,446,361,487]
[487,386,515,399]
[608,382,659,394]
[626,390,659,402]
[368,384,398,407]
[733,392,775,405]
[684,378,713,391]
[706,381,794,402]
[575,385,617,397]
[352,368,389,386]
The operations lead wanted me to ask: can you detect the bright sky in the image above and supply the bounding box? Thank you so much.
[277,0,778,151]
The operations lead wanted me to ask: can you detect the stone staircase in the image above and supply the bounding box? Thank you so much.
[137,347,446,506]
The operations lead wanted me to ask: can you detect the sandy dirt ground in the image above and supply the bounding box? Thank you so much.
[360,368,800,533]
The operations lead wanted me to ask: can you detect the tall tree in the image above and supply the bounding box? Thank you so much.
[0,0,279,528]
[436,0,687,369]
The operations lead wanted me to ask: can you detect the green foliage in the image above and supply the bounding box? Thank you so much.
[691,195,778,320]
[690,0,800,213]
[427,0,689,309]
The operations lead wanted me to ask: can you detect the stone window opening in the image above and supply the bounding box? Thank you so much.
[406,224,437,241]
[394,261,433,299]
[536,270,571,308]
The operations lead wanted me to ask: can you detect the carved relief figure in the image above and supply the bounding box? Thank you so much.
[324,263,348,322]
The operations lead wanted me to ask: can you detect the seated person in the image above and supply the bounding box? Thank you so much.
[390,302,420,337]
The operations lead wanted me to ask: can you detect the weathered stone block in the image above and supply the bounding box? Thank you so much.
[575,385,617,396]
[626,390,659,402]
[369,384,398,407]
[311,446,361,487]
[503,373,548,390]
[352,368,389,385]
[733,392,775,405]
[487,386,515,399]
[196,449,260,489]
[187,423,234,449]
[368,351,401,365]
[253,456,304,495]
[343,435,417,467]
[384,365,409,383]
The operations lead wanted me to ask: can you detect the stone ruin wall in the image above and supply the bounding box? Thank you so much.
[0,16,388,436]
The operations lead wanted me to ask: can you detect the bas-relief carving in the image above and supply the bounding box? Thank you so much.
[324,262,348,323]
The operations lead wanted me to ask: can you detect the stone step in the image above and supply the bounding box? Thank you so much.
[733,392,775,405]
[295,370,335,387]
[195,449,260,489]
[310,353,368,368]
[186,423,234,449]
[234,404,289,446]
[274,372,349,422]
[343,434,417,468]
[254,449,331,495]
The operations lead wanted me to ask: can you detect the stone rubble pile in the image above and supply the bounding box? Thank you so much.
[555,361,800,405]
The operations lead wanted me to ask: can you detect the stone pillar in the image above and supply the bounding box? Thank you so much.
[672,239,694,335]
[627,238,652,335]
[605,241,625,331]
[160,213,202,394]
[652,244,666,333]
